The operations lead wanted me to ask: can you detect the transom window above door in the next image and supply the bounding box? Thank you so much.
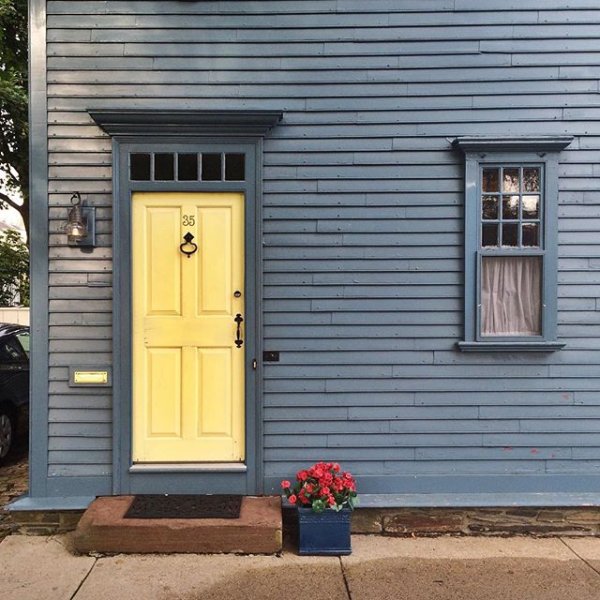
[129,152,245,182]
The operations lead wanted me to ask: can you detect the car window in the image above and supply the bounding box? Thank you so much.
[15,331,30,358]
[0,336,27,362]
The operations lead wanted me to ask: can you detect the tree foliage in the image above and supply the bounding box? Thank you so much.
[0,0,28,237]
[0,229,28,306]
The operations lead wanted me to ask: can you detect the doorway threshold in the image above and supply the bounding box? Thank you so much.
[129,463,247,473]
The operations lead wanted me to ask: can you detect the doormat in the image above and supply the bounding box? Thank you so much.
[124,495,243,519]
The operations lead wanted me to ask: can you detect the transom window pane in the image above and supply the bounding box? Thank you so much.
[202,153,222,181]
[154,153,175,181]
[178,153,198,181]
[130,153,151,180]
[225,153,245,181]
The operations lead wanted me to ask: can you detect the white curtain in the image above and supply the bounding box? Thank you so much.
[481,256,541,336]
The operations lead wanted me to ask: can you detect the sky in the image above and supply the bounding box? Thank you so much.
[0,183,25,236]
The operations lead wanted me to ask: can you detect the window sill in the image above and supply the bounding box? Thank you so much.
[457,341,565,353]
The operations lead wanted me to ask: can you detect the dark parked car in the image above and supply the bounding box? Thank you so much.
[0,324,29,462]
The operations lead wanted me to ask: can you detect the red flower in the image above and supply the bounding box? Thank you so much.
[320,472,333,485]
[283,462,357,511]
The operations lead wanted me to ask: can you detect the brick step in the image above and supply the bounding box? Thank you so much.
[72,496,282,555]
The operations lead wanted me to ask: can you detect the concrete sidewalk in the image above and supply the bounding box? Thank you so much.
[1,534,600,600]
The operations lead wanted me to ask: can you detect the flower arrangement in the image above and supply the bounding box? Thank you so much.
[281,461,358,513]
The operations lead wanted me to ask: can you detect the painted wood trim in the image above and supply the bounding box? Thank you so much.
[28,0,49,498]
[112,138,262,495]
[129,464,248,473]
[355,493,600,508]
[459,143,570,349]
[89,110,283,137]
[457,341,566,352]
[7,496,95,512]
[452,136,574,152]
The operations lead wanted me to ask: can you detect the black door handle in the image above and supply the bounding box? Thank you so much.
[234,313,244,348]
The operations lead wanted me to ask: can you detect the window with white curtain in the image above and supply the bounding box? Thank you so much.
[453,136,572,352]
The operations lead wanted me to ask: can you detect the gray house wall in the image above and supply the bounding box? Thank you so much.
[31,0,600,503]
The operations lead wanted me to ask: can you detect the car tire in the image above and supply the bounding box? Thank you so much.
[0,408,15,462]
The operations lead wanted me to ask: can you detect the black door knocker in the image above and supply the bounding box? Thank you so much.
[180,232,198,258]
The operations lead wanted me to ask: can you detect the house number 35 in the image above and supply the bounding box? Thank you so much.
[182,215,195,226]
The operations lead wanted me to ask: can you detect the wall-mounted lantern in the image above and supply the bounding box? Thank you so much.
[64,192,95,247]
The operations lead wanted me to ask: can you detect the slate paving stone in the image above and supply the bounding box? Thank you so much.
[75,552,345,600]
[0,535,95,600]
[343,556,600,600]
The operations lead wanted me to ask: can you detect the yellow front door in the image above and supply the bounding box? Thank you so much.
[132,192,245,463]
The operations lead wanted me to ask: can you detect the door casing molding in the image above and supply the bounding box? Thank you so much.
[110,136,264,495]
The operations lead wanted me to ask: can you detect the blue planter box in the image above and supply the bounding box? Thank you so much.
[297,507,352,555]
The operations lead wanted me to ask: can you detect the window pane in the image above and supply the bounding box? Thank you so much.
[502,195,519,219]
[522,223,540,247]
[202,153,222,181]
[0,337,26,362]
[481,256,541,336]
[154,153,175,181]
[130,153,151,180]
[16,332,30,357]
[482,223,498,247]
[524,168,540,192]
[522,195,540,219]
[502,168,520,193]
[502,223,519,247]
[225,153,245,181]
[482,196,498,220]
[178,153,198,181]
[482,168,499,192]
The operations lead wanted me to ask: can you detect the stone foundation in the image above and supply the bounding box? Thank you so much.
[10,510,84,536]
[10,505,600,539]
[284,507,600,537]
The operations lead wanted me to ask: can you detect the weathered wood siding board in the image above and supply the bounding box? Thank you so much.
[44,1,600,493]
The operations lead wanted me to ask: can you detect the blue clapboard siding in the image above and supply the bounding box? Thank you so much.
[44,1,600,495]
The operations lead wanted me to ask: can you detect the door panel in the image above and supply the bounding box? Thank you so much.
[132,192,245,463]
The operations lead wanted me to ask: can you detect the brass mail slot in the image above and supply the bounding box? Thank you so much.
[74,371,108,384]
[69,366,112,387]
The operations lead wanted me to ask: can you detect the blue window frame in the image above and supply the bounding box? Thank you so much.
[453,137,572,352]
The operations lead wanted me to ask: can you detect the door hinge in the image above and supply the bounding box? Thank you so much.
[252,358,258,370]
